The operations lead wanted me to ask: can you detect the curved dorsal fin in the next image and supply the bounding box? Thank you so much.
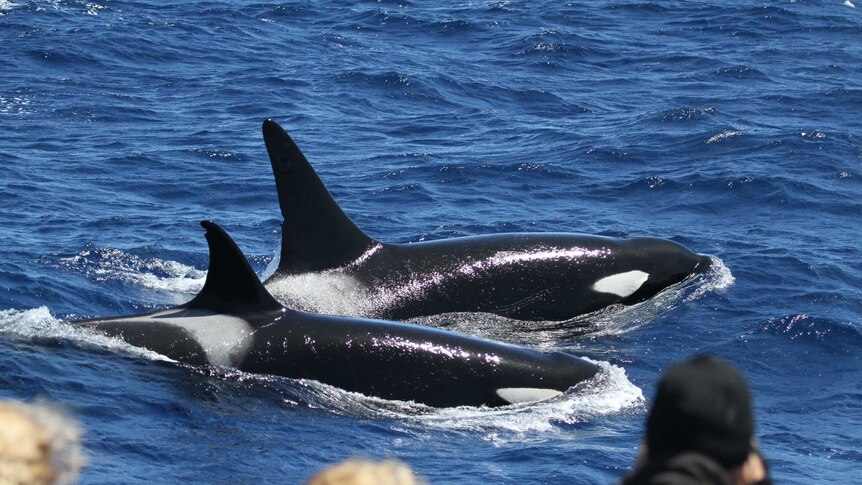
[262,119,375,275]
[188,221,283,314]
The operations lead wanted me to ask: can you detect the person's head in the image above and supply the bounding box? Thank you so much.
[646,354,754,468]
[305,458,422,485]
[0,401,84,485]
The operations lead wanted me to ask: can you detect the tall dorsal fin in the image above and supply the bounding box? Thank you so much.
[188,221,283,314]
[262,119,375,275]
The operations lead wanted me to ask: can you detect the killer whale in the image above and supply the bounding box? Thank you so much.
[261,119,712,322]
[74,221,600,408]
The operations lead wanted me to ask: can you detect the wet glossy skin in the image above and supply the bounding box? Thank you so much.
[77,303,600,408]
[247,308,599,407]
[261,119,712,322]
[266,233,712,321]
[74,222,600,408]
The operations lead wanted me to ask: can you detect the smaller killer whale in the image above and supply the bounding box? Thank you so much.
[74,221,600,408]
[261,119,712,322]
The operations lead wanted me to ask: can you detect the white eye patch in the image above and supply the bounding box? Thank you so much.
[496,388,563,404]
[591,270,649,297]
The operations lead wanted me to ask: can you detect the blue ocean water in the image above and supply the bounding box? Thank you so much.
[1,0,861,483]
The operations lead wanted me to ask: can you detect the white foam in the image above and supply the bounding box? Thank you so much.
[706,130,743,144]
[0,307,173,362]
[401,360,643,436]
[686,256,734,301]
[0,95,31,115]
[263,245,389,316]
[128,269,205,295]
[58,248,205,298]
[585,255,733,337]
[267,272,379,317]
[81,1,104,15]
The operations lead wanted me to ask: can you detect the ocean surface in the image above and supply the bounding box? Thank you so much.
[1,0,860,483]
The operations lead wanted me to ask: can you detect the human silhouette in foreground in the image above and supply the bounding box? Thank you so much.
[620,355,771,485]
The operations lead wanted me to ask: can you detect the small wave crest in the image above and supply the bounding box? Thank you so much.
[590,255,733,337]
[195,359,644,438]
[0,307,173,362]
[0,93,33,116]
[403,361,643,436]
[687,255,734,301]
[55,247,205,296]
[753,314,862,351]
[706,130,743,144]
[267,272,381,317]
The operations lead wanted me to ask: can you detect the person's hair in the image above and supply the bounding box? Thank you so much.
[0,401,85,485]
[646,354,754,467]
[305,458,422,485]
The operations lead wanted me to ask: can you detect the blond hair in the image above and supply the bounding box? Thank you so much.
[0,401,84,485]
[306,458,423,485]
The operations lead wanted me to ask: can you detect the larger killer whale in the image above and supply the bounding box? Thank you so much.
[74,221,599,408]
[261,119,712,321]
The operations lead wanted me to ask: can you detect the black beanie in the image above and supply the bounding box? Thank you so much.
[646,355,754,468]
